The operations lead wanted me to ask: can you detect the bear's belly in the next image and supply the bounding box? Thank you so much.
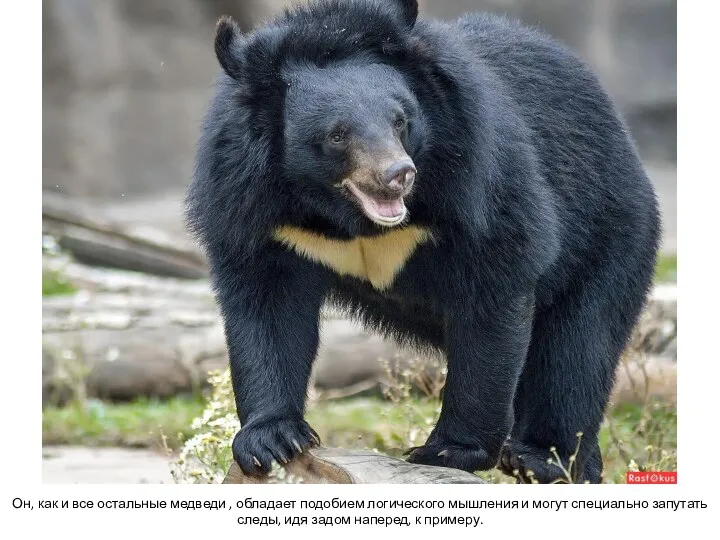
[273,225,435,291]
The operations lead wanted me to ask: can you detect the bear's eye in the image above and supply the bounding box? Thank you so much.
[322,131,348,155]
[394,117,406,131]
[329,133,346,145]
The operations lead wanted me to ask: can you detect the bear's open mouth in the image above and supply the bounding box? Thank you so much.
[345,182,407,227]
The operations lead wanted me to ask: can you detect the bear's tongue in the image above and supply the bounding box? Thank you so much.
[347,183,406,224]
[367,197,405,218]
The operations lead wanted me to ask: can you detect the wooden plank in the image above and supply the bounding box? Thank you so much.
[223,447,487,484]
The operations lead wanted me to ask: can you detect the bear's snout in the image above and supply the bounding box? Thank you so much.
[381,160,416,193]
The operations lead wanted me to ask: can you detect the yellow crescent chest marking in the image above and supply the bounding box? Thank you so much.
[273,225,434,291]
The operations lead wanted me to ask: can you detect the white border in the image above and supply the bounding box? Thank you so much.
[4,0,717,536]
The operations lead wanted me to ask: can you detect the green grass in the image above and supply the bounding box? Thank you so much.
[307,397,440,455]
[655,253,677,283]
[42,395,206,451]
[599,399,677,484]
[42,269,77,297]
[43,392,675,484]
[308,397,677,484]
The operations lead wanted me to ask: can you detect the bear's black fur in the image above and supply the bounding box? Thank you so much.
[185,0,661,483]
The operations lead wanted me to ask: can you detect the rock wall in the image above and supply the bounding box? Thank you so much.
[420,0,677,164]
[42,0,284,199]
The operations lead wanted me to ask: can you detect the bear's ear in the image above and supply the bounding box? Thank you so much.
[215,15,245,80]
[390,0,419,28]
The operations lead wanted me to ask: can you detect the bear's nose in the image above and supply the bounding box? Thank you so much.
[382,160,416,192]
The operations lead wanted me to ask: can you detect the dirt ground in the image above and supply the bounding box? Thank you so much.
[42,446,175,484]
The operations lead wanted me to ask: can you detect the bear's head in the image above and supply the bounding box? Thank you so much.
[281,62,423,228]
[212,0,429,233]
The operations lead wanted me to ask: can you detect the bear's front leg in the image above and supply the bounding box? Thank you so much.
[209,244,328,476]
[406,292,534,473]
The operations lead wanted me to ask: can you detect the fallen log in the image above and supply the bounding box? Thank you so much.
[223,447,487,484]
[43,192,208,279]
[42,260,677,405]
[44,256,213,298]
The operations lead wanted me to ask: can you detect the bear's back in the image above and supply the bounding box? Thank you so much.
[444,13,645,186]
[437,12,655,223]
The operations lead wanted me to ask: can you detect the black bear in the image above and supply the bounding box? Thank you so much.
[185,0,661,484]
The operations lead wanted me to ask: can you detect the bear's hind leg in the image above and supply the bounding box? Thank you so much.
[502,275,648,484]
